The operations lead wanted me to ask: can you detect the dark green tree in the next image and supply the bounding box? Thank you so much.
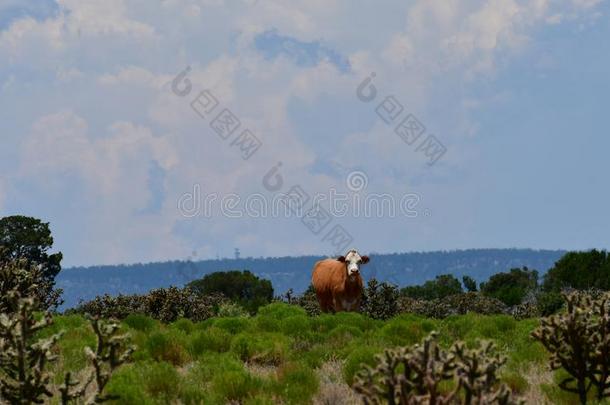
[0,216,63,310]
[480,267,538,306]
[401,274,463,301]
[462,275,477,292]
[542,250,610,292]
[187,270,273,314]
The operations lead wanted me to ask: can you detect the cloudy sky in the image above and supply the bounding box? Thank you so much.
[1,0,608,267]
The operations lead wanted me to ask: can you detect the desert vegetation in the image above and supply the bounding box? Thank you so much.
[4,216,610,404]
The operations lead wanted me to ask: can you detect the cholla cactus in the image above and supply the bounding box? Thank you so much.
[532,291,610,404]
[0,292,62,404]
[452,342,520,405]
[361,279,400,320]
[59,316,135,404]
[0,260,40,314]
[0,262,134,404]
[353,332,523,405]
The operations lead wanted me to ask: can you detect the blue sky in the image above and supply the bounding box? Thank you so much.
[0,0,609,266]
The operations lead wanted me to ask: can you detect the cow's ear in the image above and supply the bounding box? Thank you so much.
[361,255,370,264]
[337,256,346,262]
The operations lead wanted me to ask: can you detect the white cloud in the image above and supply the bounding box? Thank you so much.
[2,0,606,265]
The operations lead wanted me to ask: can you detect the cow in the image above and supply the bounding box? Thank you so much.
[311,249,370,313]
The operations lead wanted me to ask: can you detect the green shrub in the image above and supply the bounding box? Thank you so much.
[253,315,281,332]
[273,362,319,404]
[333,310,377,331]
[172,318,195,334]
[502,370,529,394]
[145,330,189,366]
[55,323,96,373]
[279,315,311,337]
[257,303,307,320]
[378,316,430,346]
[211,369,264,402]
[212,317,252,334]
[327,324,363,346]
[190,326,232,355]
[123,314,156,332]
[104,364,152,405]
[143,361,182,402]
[230,332,288,365]
[192,352,245,382]
[244,395,276,405]
[311,314,340,333]
[343,346,381,385]
[71,287,225,323]
[399,292,508,318]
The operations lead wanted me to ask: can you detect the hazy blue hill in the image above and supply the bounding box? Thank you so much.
[56,248,566,310]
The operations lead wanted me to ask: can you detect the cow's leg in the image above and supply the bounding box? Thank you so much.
[316,291,327,313]
[333,296,344,313]
[320,299,331,313]
[317,292,333,313]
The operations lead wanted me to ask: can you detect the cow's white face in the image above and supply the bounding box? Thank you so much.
[338,249,370,277]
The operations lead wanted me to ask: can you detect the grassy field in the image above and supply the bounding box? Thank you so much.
[41,303,583,404]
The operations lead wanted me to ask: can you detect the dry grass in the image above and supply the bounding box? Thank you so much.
[521,363,554,405]
[245,362,278,379]
[313,360,360,405]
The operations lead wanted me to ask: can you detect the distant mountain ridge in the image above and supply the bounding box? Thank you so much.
[56,248,566,310]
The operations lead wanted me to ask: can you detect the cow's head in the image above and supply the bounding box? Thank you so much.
[337,249,370,277]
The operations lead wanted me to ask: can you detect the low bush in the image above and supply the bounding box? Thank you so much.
[211,369,265,403]
[172,318,196,334]
[123,313,157,332]
[212,316,252,334]
[273,362,319,403]
[343,346,381,386]
[279,314,312,337]
[190,326,232,355]
[145,330,190,366]
[399,292,509,318]
[141,361,182,402]
[70,287,226,323]
[230,332,289,365]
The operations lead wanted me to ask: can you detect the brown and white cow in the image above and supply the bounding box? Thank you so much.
[311,249,370,313]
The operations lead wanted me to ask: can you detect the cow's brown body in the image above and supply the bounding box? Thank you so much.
[311,258,364,312]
